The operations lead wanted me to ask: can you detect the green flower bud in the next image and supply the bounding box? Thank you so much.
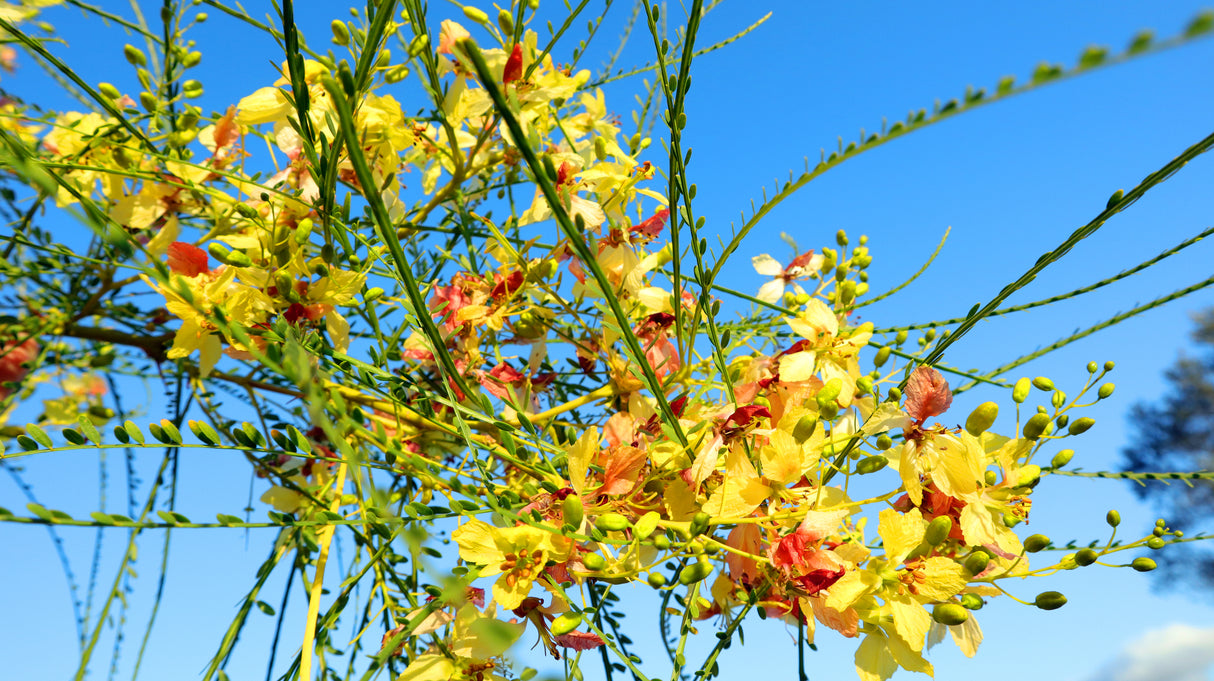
[462,6,490,24]
[1032,376,1054,391]
[984,470,997,485]
[689,511,710,537]
[960,593,984,610]
[183,51,203,68]
[1051,449,1074,469]
[1034,591,1067,610]
[550,612,583,636]
[931,603,969,626]
[1087,361,1099,373]
[793,415,817,443]
[963,552,989,575]
[855,455,888,475]
[1106,510,1121,527]
[562,495,584,530]
[925,515,953,546]
[595,513,631,533]
[875,434,893,451]
[139,91,159,113]
[1055,414,1069,429]
[1152,527,1165,538]
[123,44,147,66]
[836,229,849,246]
[331,20,350,45]
[652,534,670,550]
[647,572,668,588]
[98,82,121,100]
[1013,464,1041,488]
[1013,377,1031,403]
[1068,417,1096,436]
[1131,557,1156,572]
[818,401,840,421]
[856,376,874,396]
[633,511,660,539]
[1023,413,1051,440]
[965,402,999,436]
[1098,383,1115,399]
[1104,361,1115,371]
[1051,390,1067,408]
[363,287,384,303]
[497,9,515,36]
[895,330,908,346]
[208,243,252,267]
[1106,188,1124,209]
[581,552,606,571]
[1146,537,1165,550]
[1024,534,1050,553]
[874,346,891,368]
[817,378,843,404]
[678,560,713,585]
[1074,548,1098,566]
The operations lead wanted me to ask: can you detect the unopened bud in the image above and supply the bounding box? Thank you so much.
[1146,537,1165,550]
[963,552,989,575]
[581,552,605,571]
[1068,417,1095,435]
[123,44,147,66]
[965,402,998,436]
[1074,548,1098,566]
[875,434,893,451]
[689,511,710,537]
[1032,376,1054,391]
[817,378,842,405]
[1051,449,1074,468]
[835,229,848,246]
[1131,557,1156,572]
[855,455,888,475]
[562,495,583,530]
[1013,377,1031,403]
[1098,383,1115,399]
[647,572,667,588]
[792,415,817,443]
[925,516,953,546]
[960,593,984,610]
[1023,413,1051,440]
[98,82,121,100]
[363,287,384,303]
[1087,361,1099,373]
[1023,534,1050,553]
[1034,591,1067,610]
[497,9,515,36]
[1014,464,1041,488]
[931,603,969,626]
[678,559,713,585]
[1106,510,1121,527]
[550,612,582,636]
[462,6,490,24]
[874,346,891,368]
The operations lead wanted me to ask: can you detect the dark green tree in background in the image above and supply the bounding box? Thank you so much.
[1123,308,1214,591]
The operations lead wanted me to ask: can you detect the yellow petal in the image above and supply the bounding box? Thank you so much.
[452,519,505,568]
[889,594,931,653]
[397,654,455,681]
[236,86,292,126]
[878,507,924,565]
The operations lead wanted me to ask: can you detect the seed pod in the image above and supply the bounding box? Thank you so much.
[1068,417,1095,435]
[1098,383,1115,399]
[792,415,817,443]
[1031,376,1054,391]
[1051,449,1074,469]
[960,593,984,610]
[1074,548,1098,566]
[633,511,660,540]
[965,402,999,436]
[855,455,888,475]
[931,603,969,626]
[581,552,606,571]
[925,516,953,546]
[1013,377,1031,403]
[1131,557,1157,572]
[1034,591,1067,610]
[562,495,584,530]
[1106,510,1121,527]
[678,560,713,585]
[550,612,583,636]
[963,552,989,575]
[1023,413,1051,440]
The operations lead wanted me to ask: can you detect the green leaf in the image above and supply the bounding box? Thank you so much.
[123,420,145,445]
[24,423,52,448]
[216,513,243,525]
[26,503,52,521]
[189,419,222,446]
[159,420,183,445]
[113,425,130,444]
[255,600,276,616]
[468,617,523,656]
[78,415,102,444]
[156,510,179,525]
[17,435,39,451]
[62,429,87,445]
[90,512,115,525]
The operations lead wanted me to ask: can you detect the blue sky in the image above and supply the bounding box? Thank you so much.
[2,2,1214,680]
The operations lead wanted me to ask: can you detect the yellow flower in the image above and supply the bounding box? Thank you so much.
[452,519,573,609]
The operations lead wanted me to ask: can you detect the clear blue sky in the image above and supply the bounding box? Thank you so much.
[2,2,1213,681]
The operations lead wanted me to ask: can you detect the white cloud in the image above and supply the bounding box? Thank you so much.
[1087,623,1214,681]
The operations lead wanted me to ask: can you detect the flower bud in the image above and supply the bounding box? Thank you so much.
[1012,377,1031,403]
[183,51,202,68]
[562,495,583,530]
[652,534,670,550]
[792,415,817,443]
[331,20,350,45]
[965,402,998,436]
[497,9,515,36]
[1106,510,1120,527]
[894,330,908,345]
[1098,383,1115,399]
[875,434,893,450]
[1104,361,1115,371]
[925,515,953,546]
[550,612,583,636]
[98,82,121,100]
[1051,449,1074,468]
[931,603,969,626]
[1087,361,1099,373]
[836,229,848,246]
[1013,464,1041,488]
[123,44,147,66]
[1051,390,1066,408]
[647,572,667,588]
[817,378,843,404]
[1131,557,1156,572]
[1034,591,1067,610]
[1023,413,1051,440]
[855,455,888,475]
[1032,376,1054,391]
[960,593,984,611]
[1074,548,1098,566]
[1146,537,1165,550]
[363,287,384,303]
[874,346,891,368]
[963,552,989,575]
[678,559,713,585]
[139,91,159,113]
[1024,534,1050,553]
[1067,417,1095,436]
[581,552,606,571]
[462,6,490,24]
[689,511,710,537]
